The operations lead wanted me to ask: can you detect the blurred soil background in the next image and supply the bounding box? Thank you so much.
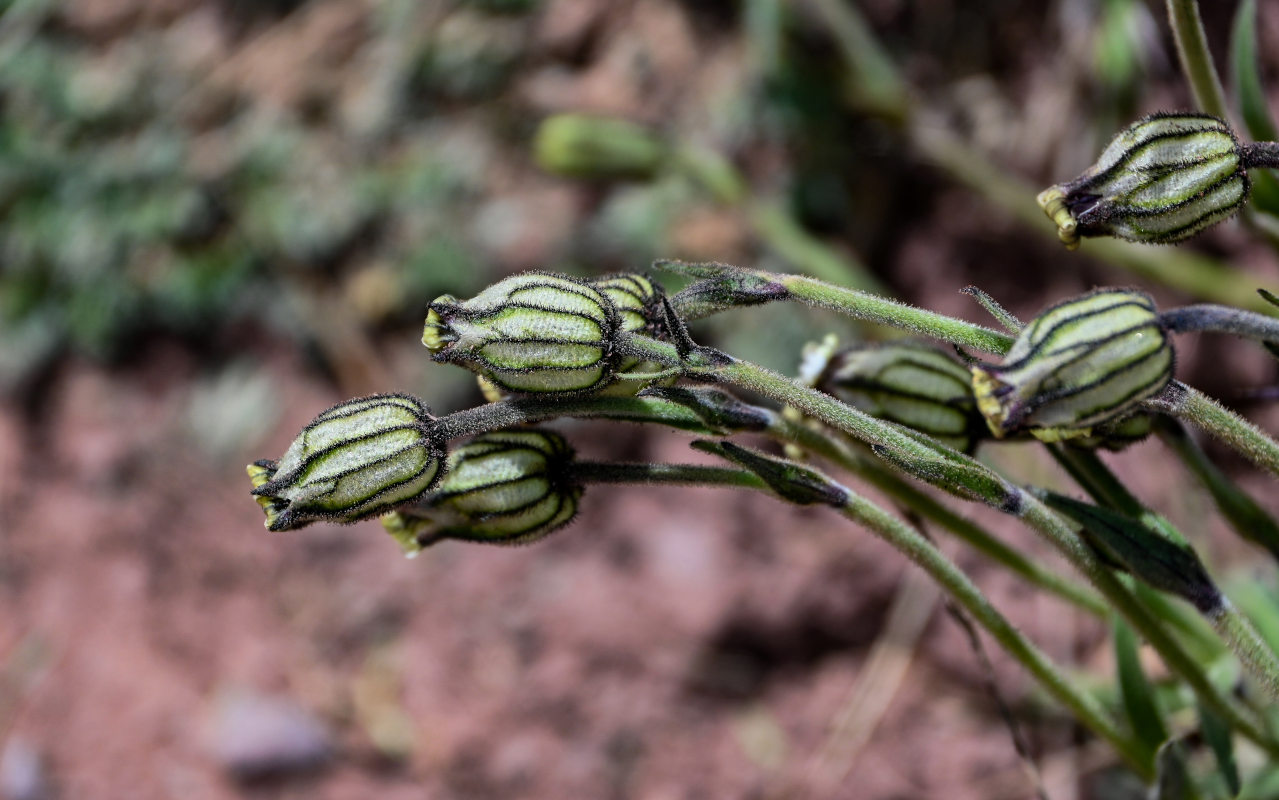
[3,0,1279,797]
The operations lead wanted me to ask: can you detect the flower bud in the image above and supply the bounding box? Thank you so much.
[423,272,622,395]
[971,289,1174,441]
[818,342,985,453]
[533,114,667,181]
[247,394,445,532]
[381,429,581,551]
[592,273,664,336]
[1038,113,1249,248]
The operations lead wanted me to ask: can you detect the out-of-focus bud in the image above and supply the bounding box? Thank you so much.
[1038,113,1249,248]
[971,289,1174,441]
[423,272,622,395]
[533,114,668,180]
[818,342,985,453]
[248,394,445,532]
[380,429,581,553]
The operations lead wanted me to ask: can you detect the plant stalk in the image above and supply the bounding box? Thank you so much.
[1166,0,1230,120]
[1146,381,1279,479]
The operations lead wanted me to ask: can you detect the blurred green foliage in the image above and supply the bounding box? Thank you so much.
[0,0,536,387]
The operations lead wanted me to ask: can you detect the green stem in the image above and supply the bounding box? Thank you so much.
[1209,601,1279,701]
[1147,381,1279,478]
[663,264,1015,353]
[1166,0,1230,120]
[1050,445,1279,707]
[778,418,1108,616]
[635,338,1279,751]
[438,395,724,440]
[441,388,1107,616]
[1020,500,1279,756]
[571,461,766,490]
[560,455,1151,773]
[837,488,1150,776]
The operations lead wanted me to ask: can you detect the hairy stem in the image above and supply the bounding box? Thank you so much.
[440,387,1107,616]
[838,488,1150,776]
[777,418,1108,616]
[1160,304,1279,343]
[1147,381,1279,478]
[1051,445,1279,707]
[1020,500,1279,754]
[632,337,1279,749]
[559,456,1151,773]
[1241,142,1279,170]
[570,461,764,490]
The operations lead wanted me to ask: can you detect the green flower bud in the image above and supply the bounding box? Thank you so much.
[381,429,581,552]
[971,289,1174,441]
[1038,113,1249,248]
[533,114,667,181]
[592,273,664,336]
[423,272,623,395]
[590,272,676,395]
[818,342,986,453]
[247,394,445,532]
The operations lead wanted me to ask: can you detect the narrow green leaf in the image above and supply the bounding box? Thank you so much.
[1230,0,1278,141]
[692,440,849,507]
[1115,619,1168,762]
[1197,699,1241,798]
[1230,0,1279,215]
[1040,492,1222,613]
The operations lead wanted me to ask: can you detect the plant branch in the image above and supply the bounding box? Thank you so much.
[1146,381,1279,479]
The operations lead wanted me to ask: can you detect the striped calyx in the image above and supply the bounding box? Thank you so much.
[423,272,622,395]
[247,394,444,532]
[592,273,672,394]
[819,342,985,453]
[380,429,581,552]
[592,273,665,336]
[971,289,1173,441]
[1038,113,1249,248]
